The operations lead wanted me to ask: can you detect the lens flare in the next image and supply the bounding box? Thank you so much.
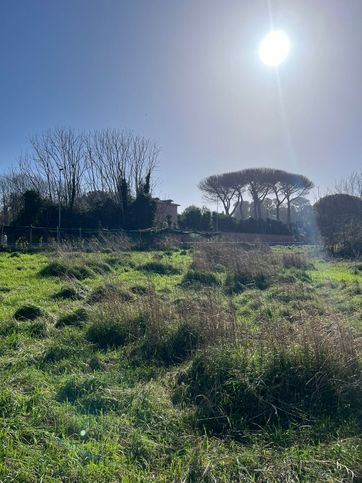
[259,30,290,66]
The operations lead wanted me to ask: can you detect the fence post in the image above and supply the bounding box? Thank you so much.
[29,225,33,246]
[79,227,82,240]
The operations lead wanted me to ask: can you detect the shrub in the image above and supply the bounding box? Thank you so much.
[138,262,181,275]
[315,194,362,257]
[56,308,89,328]
[39,262,94,280]
[14,304,43,321]
[181,270,220,288]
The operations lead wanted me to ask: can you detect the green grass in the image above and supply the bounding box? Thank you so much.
[0,246,360,481]
[310,259,362,282]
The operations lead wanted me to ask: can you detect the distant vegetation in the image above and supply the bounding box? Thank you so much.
[0,128,157,230]
[1,129,361,256]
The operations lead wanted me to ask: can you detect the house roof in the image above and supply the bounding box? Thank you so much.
[153,198,180,206]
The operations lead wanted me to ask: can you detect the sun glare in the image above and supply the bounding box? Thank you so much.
[259,30,290,66]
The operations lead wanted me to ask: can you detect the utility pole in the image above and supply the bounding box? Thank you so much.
[58,168,64,243]
[216,198,219,232]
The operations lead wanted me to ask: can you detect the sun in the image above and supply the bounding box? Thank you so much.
[259,30,290,66]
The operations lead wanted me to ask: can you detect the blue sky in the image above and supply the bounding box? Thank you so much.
[1,0,362,209]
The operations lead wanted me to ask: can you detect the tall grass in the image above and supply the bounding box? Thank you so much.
[86,289,238,364]
[179,315,361,433]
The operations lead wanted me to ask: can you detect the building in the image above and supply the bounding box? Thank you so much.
[153,198,179,227]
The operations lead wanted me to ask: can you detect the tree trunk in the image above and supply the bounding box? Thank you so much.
[239,197,243,219]
[257,201,262,219]
[287,199,291,225]
[253,199,258,218]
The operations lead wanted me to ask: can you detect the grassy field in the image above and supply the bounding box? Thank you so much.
[0,243,361,482]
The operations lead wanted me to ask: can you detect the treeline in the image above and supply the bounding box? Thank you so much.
[178,206,291,235]
[199,168,314,224]
[0,128,158,229]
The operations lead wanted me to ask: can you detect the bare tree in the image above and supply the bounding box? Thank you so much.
[0,169,41,223]
[334,171,362,198]
[0,175,11,224]
[85,129,159,222]
[21,128,86,212]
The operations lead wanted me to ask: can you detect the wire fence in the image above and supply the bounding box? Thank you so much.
[0,224,316,251]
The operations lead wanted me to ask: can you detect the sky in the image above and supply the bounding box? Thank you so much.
[1,0,362,210]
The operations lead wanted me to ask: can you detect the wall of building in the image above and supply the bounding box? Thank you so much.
[154,200,179,226]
